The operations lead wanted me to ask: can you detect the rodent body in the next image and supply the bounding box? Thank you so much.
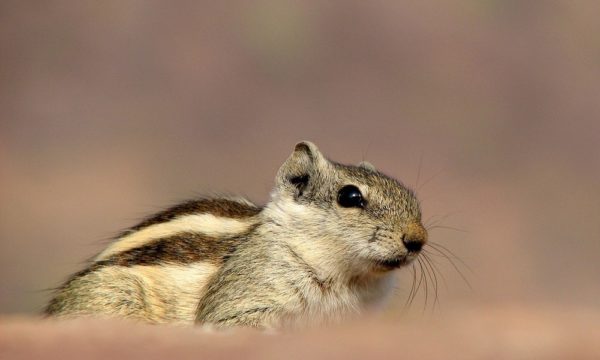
[46,141,427,329]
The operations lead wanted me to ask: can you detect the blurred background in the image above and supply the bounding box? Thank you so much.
[1,0,599,315]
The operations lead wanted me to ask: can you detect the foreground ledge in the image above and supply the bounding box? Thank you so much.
[1,305,599,359]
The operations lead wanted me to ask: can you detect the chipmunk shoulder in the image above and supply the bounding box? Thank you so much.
[46,141,427,329]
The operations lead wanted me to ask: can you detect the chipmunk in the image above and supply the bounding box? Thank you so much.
[46,141,427,329]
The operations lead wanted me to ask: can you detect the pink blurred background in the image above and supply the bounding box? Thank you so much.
[1,0,599,315]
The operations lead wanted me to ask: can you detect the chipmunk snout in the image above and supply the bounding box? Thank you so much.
[402,223,428,253]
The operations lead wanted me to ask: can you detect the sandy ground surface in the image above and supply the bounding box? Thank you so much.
[1,306,599,360]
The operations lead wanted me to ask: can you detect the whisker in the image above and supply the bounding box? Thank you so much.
[426,243,472,290]
[403,263,418,310]
[418,258,429,313]
[418,257,431,312]
[421,253,440,310]
[422,249,450,258]
[424,212,458,228]
[417,168,445,192]
[423,250,449,291]
[411,260,425,310]
[426,225,468,234]
[415,150,424,190]
[428,242,473,273]
[361,139,373,163]
[409,264,420,309]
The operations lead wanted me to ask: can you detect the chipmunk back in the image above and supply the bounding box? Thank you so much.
[46,141,427,329]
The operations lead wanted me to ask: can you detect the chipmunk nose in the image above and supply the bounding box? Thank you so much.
[402,223,427,253]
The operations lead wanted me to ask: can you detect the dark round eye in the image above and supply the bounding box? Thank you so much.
[337,185,364,208]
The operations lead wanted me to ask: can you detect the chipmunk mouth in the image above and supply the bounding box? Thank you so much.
[372,255,413,271]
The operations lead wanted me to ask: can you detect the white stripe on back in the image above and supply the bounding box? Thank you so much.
[95,213,256,261]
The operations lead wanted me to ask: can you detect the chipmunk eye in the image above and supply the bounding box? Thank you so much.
[337,185,364,208]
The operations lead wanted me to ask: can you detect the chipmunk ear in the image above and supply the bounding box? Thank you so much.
[358,161,376,172]
[275,141,328,198]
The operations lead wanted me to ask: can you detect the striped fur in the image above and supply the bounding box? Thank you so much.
[47,262,218,324]
[47,141,428,329]
[46,198,261,323]
[96,214,256,261]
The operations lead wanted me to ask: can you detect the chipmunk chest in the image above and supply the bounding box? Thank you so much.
[301,283,361,318]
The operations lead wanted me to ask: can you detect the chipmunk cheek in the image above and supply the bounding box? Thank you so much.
[368,226,380,243]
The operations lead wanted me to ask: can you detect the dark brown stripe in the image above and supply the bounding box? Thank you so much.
[103,232,247,267]
[118,198,262,238]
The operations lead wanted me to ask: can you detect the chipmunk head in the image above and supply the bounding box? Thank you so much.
[269,141,427,276]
